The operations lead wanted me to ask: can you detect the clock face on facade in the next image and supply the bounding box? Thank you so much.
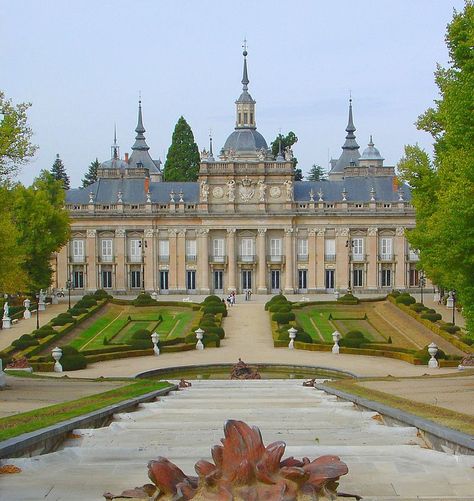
[269,186,281,199]
[212,186,224,199]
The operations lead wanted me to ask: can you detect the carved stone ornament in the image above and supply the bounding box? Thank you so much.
[285,227,294,235]
[257,228,267,235]
[86,229,97,238]
[115,229,126,238]
[178,229,187,237]
[200,181,209,202]
[231,359,261,379]
[168,229,177,236]
[396,227,405,237]
[212,186,224,199]
[336,228,350,237]
[198,228,210,236]
[269,185,281,199]
[226,228,236,234]
[308,228,317,237]
[144,229,154,238]
[367,227,378,237]
[104,419,349,501]
[316,228,326,237]
[239,176,255,202]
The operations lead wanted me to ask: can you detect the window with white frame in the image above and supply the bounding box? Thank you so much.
[72,240,84,262]
[186,240,197,260]
[213,238,225,262]
[325,239,336,261]
[270,238,282,258]
[380,237,393,260]
[408,246,419,261]
[101,239,113,262]
[241,238,254,261]
[353,267,363,287]
[129,239,141,262]
[352,238,364,261]
[297,238,308,258]
[159,240,169,261]
[381,266,392,287]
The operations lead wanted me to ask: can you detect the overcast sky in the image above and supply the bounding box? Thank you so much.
[1,0,465,187]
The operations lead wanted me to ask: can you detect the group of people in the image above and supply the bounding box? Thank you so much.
[222,290,253,307]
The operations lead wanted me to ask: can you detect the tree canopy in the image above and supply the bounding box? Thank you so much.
[307,164,327,181]
[163,117,200,181]
[270,131,302,180]
[82,158,100,187]
[0,91,37,180]
[398,1,474,332]
[50,154,70,190]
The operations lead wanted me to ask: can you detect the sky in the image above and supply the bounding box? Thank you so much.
[1,0,465,188]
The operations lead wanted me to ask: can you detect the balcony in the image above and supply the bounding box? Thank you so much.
[186,254,197,262]
[267,254,285,264]
[98,255,115,263]
[379,254,394,262]
[127,255,143,263]
[297,254,308,263]
[158,255,170,263]
[238,254,257,264]
[69,255,86,264]
[351,253,366,262]
[209,255,227,265]
[324,254,336,262]
[407,252,420,261]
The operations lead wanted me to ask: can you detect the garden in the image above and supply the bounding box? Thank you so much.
[266,292,473,366]
[0,292,227,372]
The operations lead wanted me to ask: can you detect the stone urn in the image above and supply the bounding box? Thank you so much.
[151,332,160,356]
[428,342,439,368]
[195,328,204,350]
[52,347,63,372]
[288,327,297,349]
[332,331,341,354]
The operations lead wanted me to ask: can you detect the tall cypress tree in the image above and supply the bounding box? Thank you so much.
[82,158,100,187]
[163,116,200,181]
[50,153,70,189]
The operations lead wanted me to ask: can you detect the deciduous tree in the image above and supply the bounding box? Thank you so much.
[398,1,474,332]
[163,117,200,181]
[270,131,301,180]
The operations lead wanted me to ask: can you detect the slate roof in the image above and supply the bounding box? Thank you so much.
[223,128,268,153]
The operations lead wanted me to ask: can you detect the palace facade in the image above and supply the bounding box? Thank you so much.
[56,49,421,296]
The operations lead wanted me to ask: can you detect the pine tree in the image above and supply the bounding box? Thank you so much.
[82,158,100,187]
[163,117,200,181]
[307,164,327,181]
[270,131,302,180]
[50,154,70,189]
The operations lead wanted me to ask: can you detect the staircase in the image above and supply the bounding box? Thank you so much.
[2,380,473,500]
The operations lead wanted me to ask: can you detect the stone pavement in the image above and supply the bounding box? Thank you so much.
[2,379,474,501]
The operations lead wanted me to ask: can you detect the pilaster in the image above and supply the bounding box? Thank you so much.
[335,227,349,291]
[366,227,378,290]
[198,228,210,294]
[257,228,267,293]
[226,228,236,292]
[177,229,187,292]
[168,229,178,291]
[143,229,155,292]
[315,228,326,292]
[394,227,406,288]
[115,229,126,292]
[284,227,294,293]
[86,229,97,292]
[308,228,317,292]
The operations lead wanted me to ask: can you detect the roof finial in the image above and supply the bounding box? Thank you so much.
[241,39,249,91]
[369,134,374,146]
[131,98,149,151]
[111,124,119,159]
[209,128,213,156]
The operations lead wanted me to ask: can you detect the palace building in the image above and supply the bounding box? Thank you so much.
[56,49,420,296]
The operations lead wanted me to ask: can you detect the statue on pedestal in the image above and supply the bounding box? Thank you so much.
[226,179,236,202]
[258,180,266,202]
[200,181,209,202]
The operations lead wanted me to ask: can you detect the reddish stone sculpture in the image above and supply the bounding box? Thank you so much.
[104,420,350,500]
[178,379,192,388]
[230,358,261,379]
[6,357,31,369]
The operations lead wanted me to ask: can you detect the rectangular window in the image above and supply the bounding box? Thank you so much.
[243,112,248,124]
[381,267,392,287]
[159,240,169,261]
[325,269,335,290]
[271,270,280,291]
[213,238,224,256]
[408,246,419,261]
[130,270,141,288]
[409,266,419,287]
[102,270,112,288]
[250,112,253,124]
[353,268,363,287]
[298,270,307,290]
[101,239,113,262]
[72,240,84,262]
[159,270,169,290]
[297,238,308,258]
[241,238,254,261]
[214,270,223,291]
[130,239,141,262]
[238,112,242,124]
[352,238,363,261]
[325,239,336,261]
[186,240,197,260]
[270,238,282,257]
[72,271,84,289]
[186,270,196,290]
[380,237,393,260]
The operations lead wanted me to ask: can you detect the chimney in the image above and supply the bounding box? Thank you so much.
[124,152,129,163]
[144,177,150,194]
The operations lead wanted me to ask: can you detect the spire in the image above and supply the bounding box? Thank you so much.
[132,98,150,151]
[207,129,215,162]
[111,124,119,159]
[342,98,359,150]
[235,40,256,129]
[276,137,284,162]
[242,39,249,91]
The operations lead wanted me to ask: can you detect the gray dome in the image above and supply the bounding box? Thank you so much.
[99,158,128,169]
[360,137,384,161]
[223,128,268,153]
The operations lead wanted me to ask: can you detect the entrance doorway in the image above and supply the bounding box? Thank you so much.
[213,270,223,293]
[270,270,280,293]
[325,269,335,291]
[159,270,169,292]
[298,269,307,292]
[242,270,252,291]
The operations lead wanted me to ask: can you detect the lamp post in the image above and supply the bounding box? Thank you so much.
[345,239,354,293]
[452,290,456,325]
[419,271,426,305]
[66,278,72,310]
[35,293,40,330]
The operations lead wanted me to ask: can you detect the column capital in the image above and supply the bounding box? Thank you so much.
[257,228,267,235]
[284,227,294,235]
[115,228,126,238]
[335,227,350,237]
[177,229,186,237]
[168,229,177,236]
[367,227,379,237]
[198,228,209,236]
[226,228,237,234]
[86,229,97,238]
[316,227,326,237]
[308,228,317,236]
[395,227,405,237]
[144,228,154,238]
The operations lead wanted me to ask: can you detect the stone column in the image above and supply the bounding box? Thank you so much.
[315,228,326,292]
[308,228,317,292]
[284,228,294,293]
[114,229,126,292]
[56,245,68,290]
[168,229,178,291]
[143,229,155,292]
[257,228,267,293]
[226,228,236,292]
[198,228,210,294]
[177,229,187,293]
[335,227,349,291]
[394,227,406,289]
[85,229,97,292]
[366,227,378,290]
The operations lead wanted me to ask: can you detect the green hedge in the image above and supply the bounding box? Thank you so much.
[272,312,295,324]
[395,294,416,305]
[265,294,288,310]
[132,293,157,306]
[337,293,359,304]
[339,330,369,348]
[420,312,443,322]
[12,334,39,349]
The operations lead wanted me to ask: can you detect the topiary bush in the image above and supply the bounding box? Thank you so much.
[265,294,288,310]
[131,329,151,340]
[56,346,87,370]
[295,331,313,344]
[389,290,401,298]
[68,307,89,317]
[415,345,446,364]
[337,293,359,304]
[339,330,369,348]
[32,325,55,339]
[76,295,98,308]
[395,294,416,305]
[420,312,442,322]
[410,302,426,313]
[440,323,461,334]
[272,312,295,325]
[460,336,473,346]
[268,303,292,313]
[203,295,222,304]
[132,293,157,306]
[204,326,225,339]
[51,313,75,326]
[12,334,39,349]
[202,304,227,316]
[93,289,112,300]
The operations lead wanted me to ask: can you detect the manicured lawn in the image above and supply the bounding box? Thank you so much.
[0,379,172,441]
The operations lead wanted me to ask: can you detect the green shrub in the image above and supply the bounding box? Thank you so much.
[93,289,112,300]
[160,337,186,346]
[387,336,392,344]
[132,293,157,306]
[337,293,359,304]
[68,307,88,317]
[203,333,220,347]
[460,336,473,346]
[12,334,39,349]
[410,302,425,313]
[269,303,292,313]
[395,294,416,305]
[32,325,55,339]
[272,312,295,324]
[389,290,401,298]
[265,295,288,310]
[76,295,98,308]
[440,323,461,334]
[420,312,442,322]
[204,326,225,339]
[131,329,151,340]
[128,339,152,349]
[296,331,313,344]
[415,345,447,364]
[51,314,75,326]
[203,295,222,304]
[202,304,227,315]
[60,348,87,370]
[339,330,369,348]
